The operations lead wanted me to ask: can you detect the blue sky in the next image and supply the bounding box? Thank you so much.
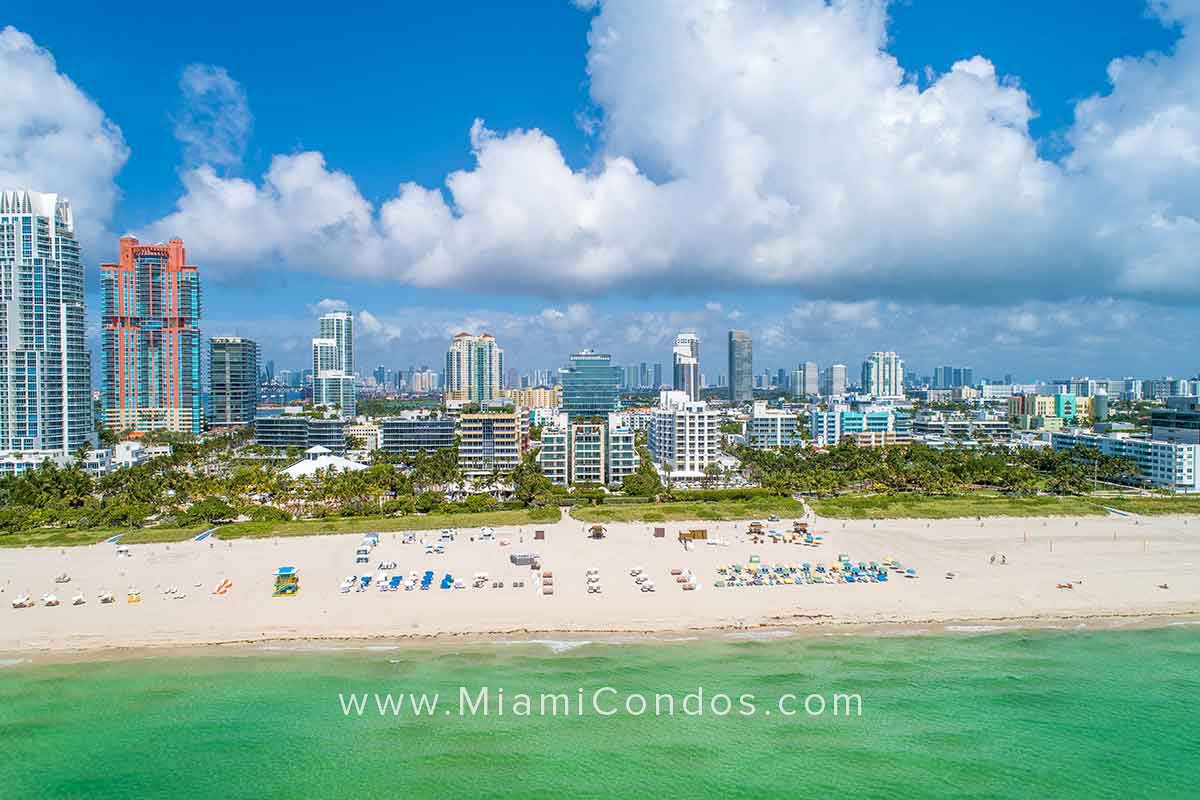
[4,0,1199,381]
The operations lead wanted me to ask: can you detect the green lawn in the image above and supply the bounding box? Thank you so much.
[569,497,806,524]
[811,493,1109,520]
[0,507,561,548]
[0,525,208,549]
[1100,497,1200,516]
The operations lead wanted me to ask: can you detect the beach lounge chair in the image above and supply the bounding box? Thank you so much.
[388,575,402,591]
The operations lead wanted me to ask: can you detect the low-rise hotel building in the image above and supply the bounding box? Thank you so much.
[746,401,804,448]
[1051,431,1199,493]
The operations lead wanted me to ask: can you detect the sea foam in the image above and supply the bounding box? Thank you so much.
[944,624,1024,633]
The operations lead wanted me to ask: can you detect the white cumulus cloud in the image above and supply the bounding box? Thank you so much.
[9,1,1200,305]
[0,26,128,250]
[138,0,1083,299]
[308,297,350,315]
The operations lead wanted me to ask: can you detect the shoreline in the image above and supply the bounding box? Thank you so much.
[5,609,1199,666]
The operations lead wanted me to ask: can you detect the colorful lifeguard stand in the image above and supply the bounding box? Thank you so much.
[273,566,299,596]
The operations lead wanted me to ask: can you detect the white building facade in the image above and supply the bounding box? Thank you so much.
[649,390,720,478]
[312,311,356,415]
[0,190,93,456]
[444,332,504,407]
[537,412,637,486]
[1051,431,1199,493]
[861,351,905,398]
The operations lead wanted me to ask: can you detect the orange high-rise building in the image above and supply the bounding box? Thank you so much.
[101,236,203,433]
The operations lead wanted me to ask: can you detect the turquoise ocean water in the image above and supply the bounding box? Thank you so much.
[2,627,1198,798]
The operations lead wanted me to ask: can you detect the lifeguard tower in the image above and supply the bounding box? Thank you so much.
[273,566,300,596]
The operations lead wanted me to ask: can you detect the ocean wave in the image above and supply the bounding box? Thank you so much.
[498,639,595,653]
[943,625,1024,633]
[603,635,701,645]
[255,644,356,653]
[726,630,795,641]
[1167,620,1200,626]
[0,658,30,668]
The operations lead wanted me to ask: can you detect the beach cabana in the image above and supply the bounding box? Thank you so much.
[588,525,607,539]
[653,527,666,538]
[535,530,546,541]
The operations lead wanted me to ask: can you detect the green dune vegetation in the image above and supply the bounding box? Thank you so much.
[810,493,1108,520]
[1100,496,1200,516]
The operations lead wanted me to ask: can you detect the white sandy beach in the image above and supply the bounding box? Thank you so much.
[2,512,1199,655]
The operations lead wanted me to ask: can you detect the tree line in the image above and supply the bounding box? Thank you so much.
[733,441,1137,497]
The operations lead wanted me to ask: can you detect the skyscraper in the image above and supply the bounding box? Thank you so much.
[319,312,354,373]
[673,330,700,401]
[861,351,905,398]
[793,361,818,398]
[444,332,504,407]
[312,311,355,415]
[933,365,975,389]
[820,364,847,397]
[210,337,260,426]
[102,236,202,433]
[652,362,663,389]
[560,350,623,420]
[727,330,753,403]
[0,190,92,453]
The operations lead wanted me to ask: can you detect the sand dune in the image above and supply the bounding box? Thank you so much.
[2,512,1198,655]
